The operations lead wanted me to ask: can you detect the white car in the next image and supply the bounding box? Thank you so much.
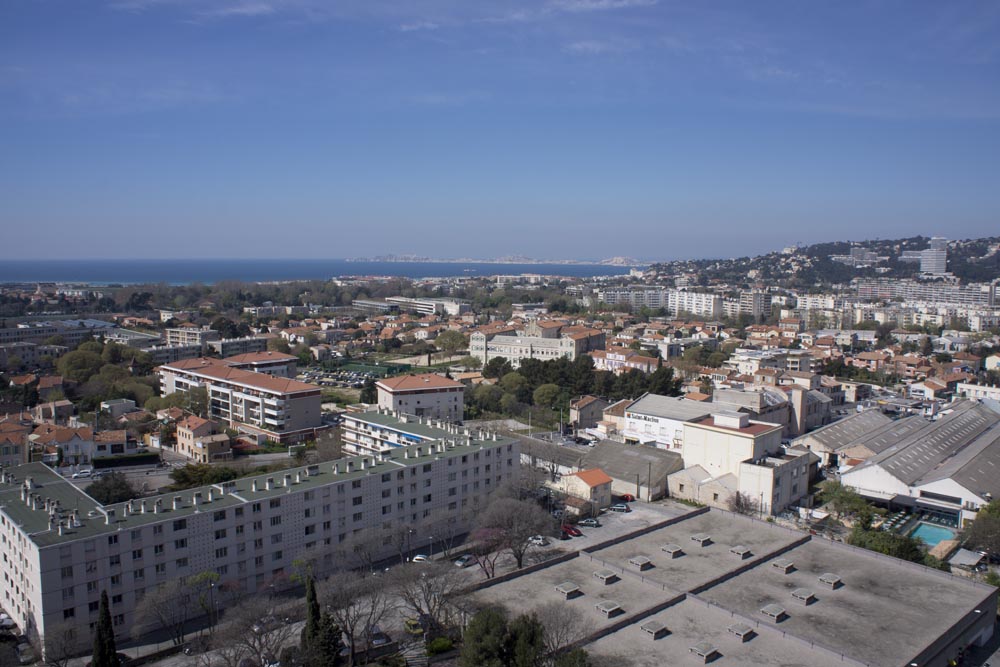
[528,535,549,547]
[411,554,429,563]
[71,469,93,479]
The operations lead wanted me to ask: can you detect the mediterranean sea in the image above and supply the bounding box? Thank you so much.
[0,259,636,285]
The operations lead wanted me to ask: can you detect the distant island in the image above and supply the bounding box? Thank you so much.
[345,254,646,267]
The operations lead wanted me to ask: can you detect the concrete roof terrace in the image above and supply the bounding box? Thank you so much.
[587,596,857,667]
[585,510,808,594]
[467,553,679,633]
[698,539,998,667]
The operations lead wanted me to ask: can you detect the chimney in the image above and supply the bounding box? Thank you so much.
[105,509,116,525]
[123,504,130,517]
[360,459,367,470]
[416,447,422,457]
[193,492,202,507]
[24,476,34,490]
[48,515,57,531]
[346,461,354,473]
[141,500,148,514]
[404,450,410,459]
[265,477,274,491]
[154,499,163,514]
[252,480,259,493]
[57,521,65,536]
[172,496,182,511]
[333,463,340,474]
[284,474,293,487]
[72,510,81,527]
[207,489,215,503]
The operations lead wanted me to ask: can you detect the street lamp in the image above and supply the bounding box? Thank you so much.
[428,535,434,559]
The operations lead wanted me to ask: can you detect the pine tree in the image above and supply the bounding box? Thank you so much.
[506,613,545,667]
[458,607,508,667]
[92,590,117,667]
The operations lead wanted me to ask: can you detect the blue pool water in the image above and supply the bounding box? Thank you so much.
[910,522,956,547]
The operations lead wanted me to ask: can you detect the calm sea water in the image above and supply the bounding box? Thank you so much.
[0,259,635,285]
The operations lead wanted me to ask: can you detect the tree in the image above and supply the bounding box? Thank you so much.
[185,387,209,418]
[646,366,680,396]
[482,357,513,380]
[964,500,1000,559]
[322,574,394,667]
[57,350,105,383]
[537,602,589,657]
[42,621,85,667]
[507,613,545,667]
[302,576,321,651]
[133,583,196,645]
[92,591,117,667]
[553,649,598,667]
[360,379,377,404]
[819,480,868,519]
[435,330,468,355]
[459,607,508,667]
[478,497,552,569]
[727,491,758,516]
[533,384,561,409]
[86,472,139,505]
[395,562,465,637]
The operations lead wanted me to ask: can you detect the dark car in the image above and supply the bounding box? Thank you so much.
[609,503,631,513]
[561,525,582,537]
[578,518,601,528]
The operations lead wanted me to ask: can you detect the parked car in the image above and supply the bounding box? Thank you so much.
[71,469,92,479]
[609,503,632,513]
[404,617,426,636]
[551,509,564,519]
[182,636,212,655]
[411,554,429,563]
[578,518,601,528]
[15,644,36,666]
[453,554,475,568]
[561,525,582,537]
[619,493,636,502]
[252,616,281,635]
[528,535,549,547]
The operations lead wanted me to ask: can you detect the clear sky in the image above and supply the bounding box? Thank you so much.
[2,1,999,261]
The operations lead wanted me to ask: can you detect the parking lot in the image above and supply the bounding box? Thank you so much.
[297,366,378,389]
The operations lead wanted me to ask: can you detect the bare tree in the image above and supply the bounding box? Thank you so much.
[321,573,396,666]
[536,602,590,656]
[333,529,385,575]
[40,621,85,667]
[394,562,466,635]
[478,496,552,568]
[728,491,759,516]
[469,528,505,579]
[220,597,297,667]
[133,583,195,645]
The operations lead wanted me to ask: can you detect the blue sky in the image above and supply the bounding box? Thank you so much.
[1,0,999,261]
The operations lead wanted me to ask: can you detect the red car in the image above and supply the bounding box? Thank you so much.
[561,525,582,537]
[620,493,636,502]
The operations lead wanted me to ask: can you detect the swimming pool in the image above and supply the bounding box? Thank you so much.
[910,522,957,547]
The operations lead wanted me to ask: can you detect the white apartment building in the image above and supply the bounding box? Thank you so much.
[0,428,518,647]
[164,327,221,348]
[384,297,470,316]
[158,358,322,443]
[342,409,484,457]
[957,384,1000,402]
[469,325,604,369]
[206,337,269,358]
[621,393,714,450]
[594,287,722,318]
[376,373,465,422]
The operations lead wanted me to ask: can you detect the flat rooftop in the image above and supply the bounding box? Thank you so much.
[587,596,853,667]
[586,511,806,593]
[467,508,997,667]
[697,539,995,666]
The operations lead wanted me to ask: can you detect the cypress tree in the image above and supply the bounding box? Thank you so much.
[92,590,117,667]
[302,576,321,650]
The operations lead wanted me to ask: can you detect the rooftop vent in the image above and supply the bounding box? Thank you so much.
[728,622,755,642]
[730,545,752,560]
[772,558,795,574]
[555,582,581,599]
[593,569,619,585]
[688,641,719,663]
[760,603,786,622]
[172,496,182,511]
[595,601,622,618]
[628,555,653,571]
[818,573,843,589]
[791,588,816,605]
[690,533,712,547]
[661,544,684,558]
[639,620,668,640]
